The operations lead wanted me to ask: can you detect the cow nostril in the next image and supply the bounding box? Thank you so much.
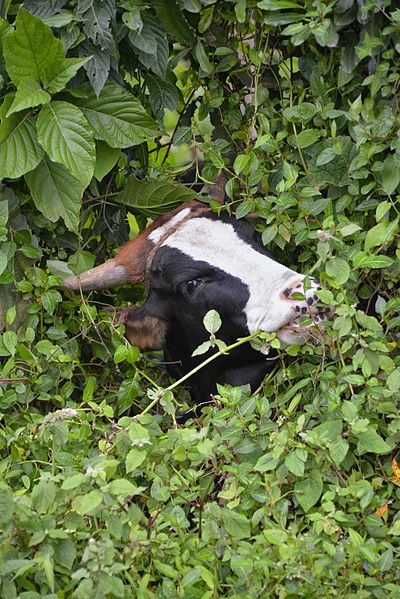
[307,297,314,305]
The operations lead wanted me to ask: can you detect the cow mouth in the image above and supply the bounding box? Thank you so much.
[276,306,333,345]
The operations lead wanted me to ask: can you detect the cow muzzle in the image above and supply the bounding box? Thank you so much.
[276,277,333,346]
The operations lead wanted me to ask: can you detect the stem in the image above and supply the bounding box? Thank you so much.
[139,331,261,416]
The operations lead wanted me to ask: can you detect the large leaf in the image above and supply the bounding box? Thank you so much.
[79,40,111,97]
[37,101,95,187]
[128,12,168,77]
[152,0,195,45]
[75,84,159,148]
[0,95,44,179]
[25,156,83,232]
[147,75,179,121]
[6,77,51,117]
[76,0,115,51]
[115,176,198,217]
[3,8,88,94]
[23,0,66,18]
[94,140,120,181]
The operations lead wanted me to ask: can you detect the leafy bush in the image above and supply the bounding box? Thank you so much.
[0,0,399,597]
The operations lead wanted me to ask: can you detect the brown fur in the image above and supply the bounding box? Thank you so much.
[111,306,167,350]
[115,201,206,284]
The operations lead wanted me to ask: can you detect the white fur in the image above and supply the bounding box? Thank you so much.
[149,208,192,244]
[157,217,303,333]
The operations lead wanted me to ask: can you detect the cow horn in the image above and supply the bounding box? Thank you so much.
[63,258,130,291]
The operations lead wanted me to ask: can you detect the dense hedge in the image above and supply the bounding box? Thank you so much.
[0,1,399,597]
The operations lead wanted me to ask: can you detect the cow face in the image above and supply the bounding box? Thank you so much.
[64,202,331,353]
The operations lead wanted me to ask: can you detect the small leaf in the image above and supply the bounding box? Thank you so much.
[222,509,250,539]
[94,140,120,181]
[73,490,103,515]
[356,428,391,454]
[194,40,214,75]
[126,448,147,472]
[203,310,222,334]
[285,448,307,476]
[326,257,350,285]
[6,78,50,116]
[381,155,400,195]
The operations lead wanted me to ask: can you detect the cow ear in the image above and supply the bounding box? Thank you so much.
[117,306,168,351]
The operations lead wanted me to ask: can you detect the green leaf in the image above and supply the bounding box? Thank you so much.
[222,509,251,539]
[6,78,51,116]
[94,140,120,181]
[31,481,56,513]
[128,13,168,77]
[315,147,336,166]
[25,156,83,232]
[387,368,400,392]
[0,96,44,179]
[329,437,349,467]
[76,0,114,51]
[46,56,91,95]
[295,470,323,512]
[126,448,147,473]
[0,484,14,526]
[203,310,221,334]
[37,101,95,187]
[258,0,303,9]
[108,479,137,497]
[357,428,391,454]
[61,473,88,490]
[285,448,307,476]
[326,257,351,285]
[73,490,103,515]
[3,8,65,86]
[354,254,394,269]
[294,128,321,148]
[364,221,389,252]
[76,84,159,148]
[152,0,195,44]
[381,155,400,195]
[115,176,197,218]
[192,341,212,356]
[233,154,252,175]
[147,75,179,121]
[194,40,214,75]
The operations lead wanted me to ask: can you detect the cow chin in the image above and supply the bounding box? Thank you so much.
[276,326,313,348]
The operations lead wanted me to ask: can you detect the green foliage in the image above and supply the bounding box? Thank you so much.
[0,0,400,596]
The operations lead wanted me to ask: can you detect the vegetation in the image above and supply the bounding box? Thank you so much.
[0,0,399,596]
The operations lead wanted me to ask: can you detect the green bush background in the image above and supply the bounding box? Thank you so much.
[0,1,399,597]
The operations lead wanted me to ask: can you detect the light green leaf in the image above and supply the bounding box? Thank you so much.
[354,254,394,269]
[316,147,336,166]
[25,156,83,232]
[108,479,137,497]
[0,95,44,179]
[364,222,388,252]
[46,56,91,95]
[222,509,251,539]
[381,155,400,195]
[357,428,391,454]
[203,310,222,334]
[31,481,56,513]
[387,368,400,392]
[234,154,252,175]
[6,78,51,116]
[76,84,159,148]
[94,140,120,181]
[295,128,322,148]
[0,485,14,526]
[128,12,168,77]
[285,448,307,476]
[37,101,95,187]
[115,176,197,218]
[258,0,303,9]
[73,490,103,515]
[326,257,351,285]
[295,470,323,512]
[126,448,147,472]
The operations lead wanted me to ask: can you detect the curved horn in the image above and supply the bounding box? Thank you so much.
[64,259,130,291]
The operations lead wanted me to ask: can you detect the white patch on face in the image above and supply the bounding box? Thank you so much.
[149,208,192,244]
[158,217,303,333]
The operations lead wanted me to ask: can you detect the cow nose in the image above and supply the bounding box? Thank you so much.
[280,277,326,320]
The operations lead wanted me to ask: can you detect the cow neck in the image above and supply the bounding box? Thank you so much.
[144,203,210,294]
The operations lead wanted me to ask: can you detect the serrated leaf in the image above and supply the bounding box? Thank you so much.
[115,176,197,217]
[295,470,323,512]
[31,481,56,513]
[147,76,179,121]
[0,96,44,179]
[46,56,90,95]
[23,0,66,18]
[222,509,251,539]
[76,84,159,148]
[37,101,95,187]
[73,490,103,515]
[6,78,50,116]
[25,156,83,232]
[77,0,115,51]
[128,13,168,77]
[152,0,195,45]
[357,428,391,454]
[80,40,111,97]
[126,448,147,472]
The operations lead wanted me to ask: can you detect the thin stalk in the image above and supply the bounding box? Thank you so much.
[139,331,261,416]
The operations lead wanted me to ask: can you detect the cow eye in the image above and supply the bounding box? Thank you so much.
[184,279,199,294]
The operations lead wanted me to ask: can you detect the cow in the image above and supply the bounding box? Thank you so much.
[64,201,331,404]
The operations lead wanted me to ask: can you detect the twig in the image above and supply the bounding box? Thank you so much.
[0,378,29,383]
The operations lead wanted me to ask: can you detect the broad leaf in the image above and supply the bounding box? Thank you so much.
[37,101,95,187]
[295,470,323,512]
[381,155,400,195]
[77,0,115,50]
[23,0,66,18]
[152,0,195,45]
[46,56,90,95]
[147,75,179,121]
[94,140,120,181]
[0,95,44,179]
[25,156,83,232]
[79,40,111,97]
[128,12,168,77]
[76,84,159,148]
[6,78,51,116]
[325,257,351,285]
[115,176,198,217]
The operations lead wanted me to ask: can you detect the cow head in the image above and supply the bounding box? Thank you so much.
[64,201,331,354]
